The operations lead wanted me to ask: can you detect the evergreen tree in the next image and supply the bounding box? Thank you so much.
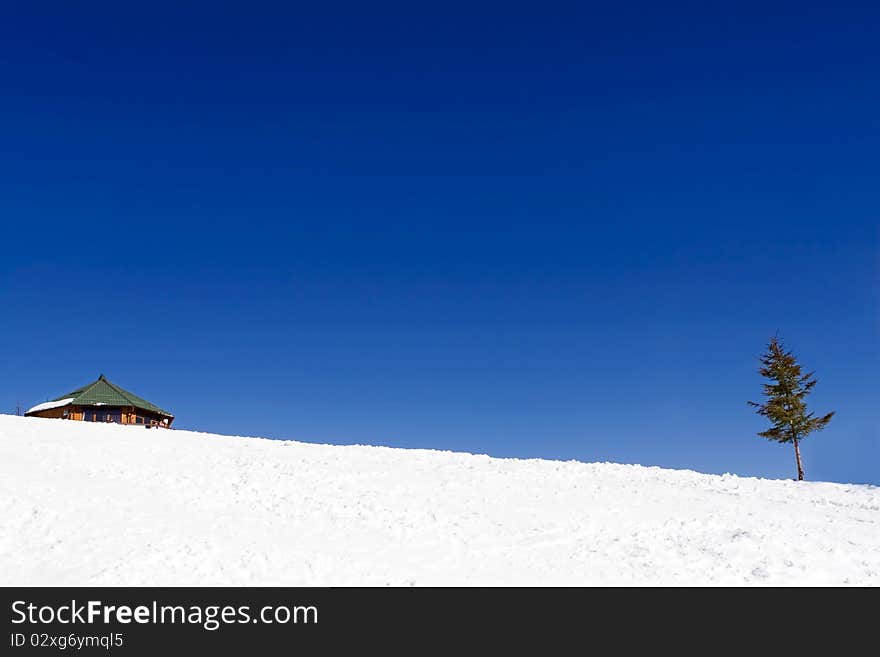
[748,336,834,480]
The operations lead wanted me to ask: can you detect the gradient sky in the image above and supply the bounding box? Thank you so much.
[1,2,877,484]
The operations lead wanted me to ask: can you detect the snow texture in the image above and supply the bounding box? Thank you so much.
[0,414,877,586]
[24,398,73,414]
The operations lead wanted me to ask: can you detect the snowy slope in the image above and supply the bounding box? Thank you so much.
[0,414,877,586]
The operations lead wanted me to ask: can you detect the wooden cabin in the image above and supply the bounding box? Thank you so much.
[25,374,174,428]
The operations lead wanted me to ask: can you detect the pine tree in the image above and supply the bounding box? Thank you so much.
[748,336,834,481]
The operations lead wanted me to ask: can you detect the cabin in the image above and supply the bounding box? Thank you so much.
[25,374,174,428]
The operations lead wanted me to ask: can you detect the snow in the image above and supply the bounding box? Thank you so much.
[0,414,877,586]
[24,398,74,414]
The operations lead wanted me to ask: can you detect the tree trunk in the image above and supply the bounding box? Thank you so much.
[793,437,805,481]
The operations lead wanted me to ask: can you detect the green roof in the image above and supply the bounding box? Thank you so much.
[51,375,173,417]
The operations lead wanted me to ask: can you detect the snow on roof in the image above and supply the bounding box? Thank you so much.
[26,398,74,414]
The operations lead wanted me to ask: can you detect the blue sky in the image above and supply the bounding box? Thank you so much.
[1,2,877,484]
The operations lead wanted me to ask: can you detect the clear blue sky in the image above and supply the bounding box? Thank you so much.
[1,2,877,484]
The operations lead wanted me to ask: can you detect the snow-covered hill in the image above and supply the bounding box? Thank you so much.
[1,414,877,586]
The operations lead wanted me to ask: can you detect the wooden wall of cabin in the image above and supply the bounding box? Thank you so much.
[124,409,172,427]
[29,407,68,419]
[28,406,171,427]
